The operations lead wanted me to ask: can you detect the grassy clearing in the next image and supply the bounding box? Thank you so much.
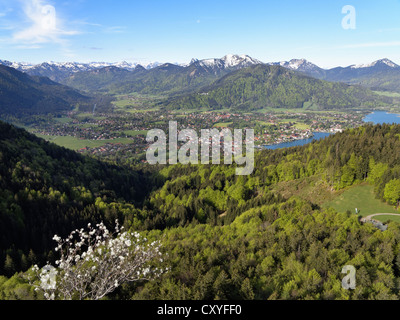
[34,134,132,150]
[323,184,398,217]
[273,179,400,222]
[376,215,400,224]
[112,99,135,108]
[123,130,148,137]
[373,91,400,98]
[303,101,320,111]
[54,117,74,124]
[277,119,310,130]
[213,122,233,128]
[255,120,274,126]
[293,123,311,130]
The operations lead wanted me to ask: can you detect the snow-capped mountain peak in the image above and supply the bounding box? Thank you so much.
[269,59,321,72]
[189,54,262,70]
[350,58,399,69]
[0,60,161,72]
[0,59,163,82]
[221,54,262,67]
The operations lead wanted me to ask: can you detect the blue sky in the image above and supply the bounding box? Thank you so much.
[1,0,400,68]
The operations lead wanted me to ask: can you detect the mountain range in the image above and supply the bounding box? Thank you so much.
[268,58,400,92]
[1,54,400,116]
[60,54,263,95]
[3,55,400,92]
[0,60,163,83]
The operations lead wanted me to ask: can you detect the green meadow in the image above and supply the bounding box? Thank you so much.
[376,215,400,224]
[34,134,132,150]
[213,122,233,128]
[323,184,399,217]
[123,130,148,137]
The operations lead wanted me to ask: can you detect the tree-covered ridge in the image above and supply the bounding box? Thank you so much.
[162,65,395,111]
[131,201,400,300]
[2,122,400,299]
[0,65,94,116]
[0,121,161,276]
[123,123,400,300]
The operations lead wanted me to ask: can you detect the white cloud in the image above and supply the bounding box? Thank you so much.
[12,0,80,46]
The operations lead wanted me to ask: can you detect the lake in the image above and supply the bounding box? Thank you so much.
[264,132,332,150]
[363,111,400,125]
[262,111,400,150]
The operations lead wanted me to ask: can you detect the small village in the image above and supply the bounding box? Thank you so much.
[29,108,367,159]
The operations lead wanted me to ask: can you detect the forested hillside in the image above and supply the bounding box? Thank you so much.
[0,121,161,277]
[0,65,94,116]
[163,65,395,111]
[2,122,400,299]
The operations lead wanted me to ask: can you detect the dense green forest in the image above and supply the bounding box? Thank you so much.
[163,65,396,111]
[2,121,400,299]
[0,121,163,277]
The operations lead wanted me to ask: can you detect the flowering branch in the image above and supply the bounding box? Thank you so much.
[28,220,166,300]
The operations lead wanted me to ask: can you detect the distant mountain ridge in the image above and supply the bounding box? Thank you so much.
[0,54,261,86]
[270,58,400,92]
[60,54,263,95]
[3,55,400,93]
[0,59,163,83]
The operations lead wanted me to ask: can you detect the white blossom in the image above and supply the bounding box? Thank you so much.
[27,220,166,300]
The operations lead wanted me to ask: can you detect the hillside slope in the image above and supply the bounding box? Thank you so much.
[0,65,92,115]
[0,120,159,275]
[162,65,395,111]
